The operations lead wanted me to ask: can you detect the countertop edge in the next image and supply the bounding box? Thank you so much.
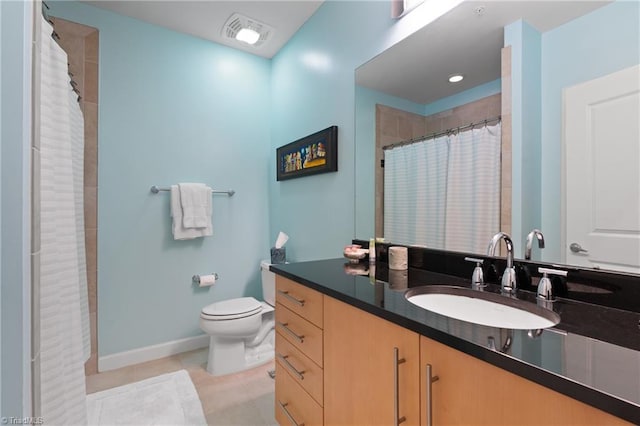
[272,267,640,425]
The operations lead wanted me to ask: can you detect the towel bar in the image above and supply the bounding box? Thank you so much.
[150,185,235,196]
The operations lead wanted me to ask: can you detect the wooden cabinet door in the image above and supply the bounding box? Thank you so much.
[324,296,420,426]
[420,336,630,425]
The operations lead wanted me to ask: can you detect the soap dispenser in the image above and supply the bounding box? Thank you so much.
[464,257,485,288]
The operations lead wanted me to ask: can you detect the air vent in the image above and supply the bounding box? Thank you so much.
[222,13,273,47]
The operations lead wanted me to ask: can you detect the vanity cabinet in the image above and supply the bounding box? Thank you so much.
[420,336,630,425]
[274,273,630,425]
[324,296,420,425]
[274,276,324,426]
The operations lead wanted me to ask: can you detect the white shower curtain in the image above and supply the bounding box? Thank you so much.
[38,16,90,425]
[384,123,501,253]
[444,124,501,253]
[384,136,448,247]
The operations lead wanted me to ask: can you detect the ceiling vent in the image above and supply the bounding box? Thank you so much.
[222,13,273,48]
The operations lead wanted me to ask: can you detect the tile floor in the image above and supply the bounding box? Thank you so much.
[86,348,277,426]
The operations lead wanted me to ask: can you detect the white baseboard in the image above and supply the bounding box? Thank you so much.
[98,334,209,372]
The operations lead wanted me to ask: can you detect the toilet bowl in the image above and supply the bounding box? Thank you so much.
[199,260,276,376]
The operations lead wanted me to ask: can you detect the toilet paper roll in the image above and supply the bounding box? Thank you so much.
[388,246,408,270]
[388,269,408,291]
[195,274,217,287]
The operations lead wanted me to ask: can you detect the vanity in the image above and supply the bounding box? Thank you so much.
[270,246,640,425]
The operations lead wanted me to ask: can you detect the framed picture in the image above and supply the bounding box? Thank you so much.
[277,126,338,181]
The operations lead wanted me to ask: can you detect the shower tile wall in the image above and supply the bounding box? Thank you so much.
[50,17,99,376]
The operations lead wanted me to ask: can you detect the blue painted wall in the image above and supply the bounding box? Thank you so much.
[45,0,468,358]
[423,79,502,116]
[1,0,32,417]
[270,0,465,260]
[354,85,425,238]
[268,0,394,261]
[540,0,640,261]
[505,20,542,258]
[50,2,273,356]
[507,1,639,261]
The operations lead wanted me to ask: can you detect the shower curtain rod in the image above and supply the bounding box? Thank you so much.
[382,116,501,151]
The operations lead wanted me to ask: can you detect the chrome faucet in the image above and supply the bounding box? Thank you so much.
[525,229,545,260]
[487,232,517,293]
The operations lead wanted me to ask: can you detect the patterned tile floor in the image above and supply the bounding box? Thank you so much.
[86,348,277,426]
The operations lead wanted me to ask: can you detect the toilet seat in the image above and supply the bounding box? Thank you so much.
[201,297,262,320]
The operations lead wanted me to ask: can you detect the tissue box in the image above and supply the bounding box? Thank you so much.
[270,247,286,264]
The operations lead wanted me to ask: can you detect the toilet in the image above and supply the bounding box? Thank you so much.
[199,260,276,376]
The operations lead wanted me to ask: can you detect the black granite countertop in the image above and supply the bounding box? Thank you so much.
[271,258,640,424]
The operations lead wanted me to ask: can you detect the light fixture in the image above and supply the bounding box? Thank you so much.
[235,28,260,45]
[448,74,464,83]
[222,13,274,48]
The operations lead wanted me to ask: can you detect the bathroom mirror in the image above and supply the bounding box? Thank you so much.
[354,0,640,274]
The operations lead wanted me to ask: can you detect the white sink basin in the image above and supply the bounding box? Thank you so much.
[405,286,560,330]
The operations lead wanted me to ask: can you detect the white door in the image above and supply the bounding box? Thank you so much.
[564,64,640,273]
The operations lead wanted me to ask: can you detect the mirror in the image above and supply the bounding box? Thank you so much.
[354,0,640,273]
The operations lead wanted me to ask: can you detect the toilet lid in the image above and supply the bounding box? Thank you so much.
[201,297,262,320]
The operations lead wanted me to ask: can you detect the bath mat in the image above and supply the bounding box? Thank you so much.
[87,369,206,425]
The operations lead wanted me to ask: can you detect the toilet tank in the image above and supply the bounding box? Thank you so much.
[260,260,276,306]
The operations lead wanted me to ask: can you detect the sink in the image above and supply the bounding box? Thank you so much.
[405,286,560,330]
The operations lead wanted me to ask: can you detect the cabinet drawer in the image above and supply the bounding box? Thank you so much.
[276,276,323,328]
[276,361,323,426]
[276,331,324,406]
[276,303,323,367]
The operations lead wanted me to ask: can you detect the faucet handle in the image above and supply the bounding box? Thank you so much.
[464,257,485,288]
[537,267,568,301]
[538,267,568,277]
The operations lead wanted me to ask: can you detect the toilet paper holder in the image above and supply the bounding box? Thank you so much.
[192,273,219,285]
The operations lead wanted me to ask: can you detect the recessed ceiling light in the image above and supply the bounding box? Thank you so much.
[448,74,464,83]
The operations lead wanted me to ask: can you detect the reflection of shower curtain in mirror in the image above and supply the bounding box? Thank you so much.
[38,16,90,425]
[384,123,501,253]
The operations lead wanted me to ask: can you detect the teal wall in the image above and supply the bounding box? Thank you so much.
[48,0,462,359]
[540,0,640,261]
[354,85,425,238]
[268,0,394,261]
[0,0,31,417]
[506,1,639,261]
[505,20,542,258]
[423,79,502,116]
[354,79,501,239]
[50,2,273,356]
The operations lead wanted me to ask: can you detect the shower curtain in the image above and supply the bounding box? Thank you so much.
[384,123,501,253]
[38,16,90,424]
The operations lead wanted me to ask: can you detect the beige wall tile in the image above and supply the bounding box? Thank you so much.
[84,61,98,103]
[84,186,97,229]
[85,228,97,280]
[85,30,99,62]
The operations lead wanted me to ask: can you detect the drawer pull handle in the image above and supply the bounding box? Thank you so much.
[426,363,440,426]
[277,353,305,380]
[277,321,305,343]
[394,347,407,425]
[278,290,305,306]
[278,400,305,426]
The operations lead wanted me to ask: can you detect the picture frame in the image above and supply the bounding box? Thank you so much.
[276,125,338,181]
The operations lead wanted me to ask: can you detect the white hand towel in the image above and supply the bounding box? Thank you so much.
[171,185,212,240]
[178,183,212,229]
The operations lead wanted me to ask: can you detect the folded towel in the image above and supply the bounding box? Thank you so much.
[171,185,212,240]
[178,183,212,229]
